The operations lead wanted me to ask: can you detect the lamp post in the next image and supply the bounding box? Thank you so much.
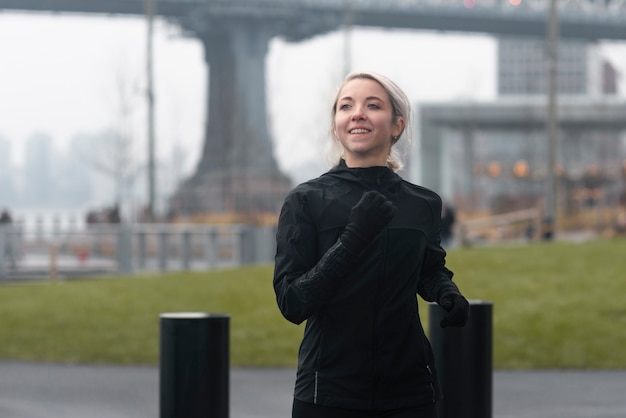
[145,0,156,221]
[545,0,559,239]
[343,0,353,77]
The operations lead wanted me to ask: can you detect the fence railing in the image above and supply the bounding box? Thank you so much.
[458,208,543,247]
[0,223,277,280]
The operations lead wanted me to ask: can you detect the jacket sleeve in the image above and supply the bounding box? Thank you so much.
[273,190,358,325]
[417,197,459,303]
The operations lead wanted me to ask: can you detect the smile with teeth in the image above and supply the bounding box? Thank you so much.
[349,128,371,134]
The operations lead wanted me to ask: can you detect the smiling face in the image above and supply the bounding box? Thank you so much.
[332,77,405,168]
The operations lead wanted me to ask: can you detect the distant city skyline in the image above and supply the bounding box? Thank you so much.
[1,11,625,211]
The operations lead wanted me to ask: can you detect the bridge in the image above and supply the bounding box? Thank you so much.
[2,0,625,216]
[4,1,626,39]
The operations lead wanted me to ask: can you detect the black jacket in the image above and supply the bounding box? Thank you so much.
[273,160,459,411]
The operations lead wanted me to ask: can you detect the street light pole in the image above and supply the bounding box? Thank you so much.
[545,0,559,239]
[145,0,156,221]
[343,0,353,77]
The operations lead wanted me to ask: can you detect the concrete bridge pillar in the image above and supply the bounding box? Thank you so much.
[171,19,293,217]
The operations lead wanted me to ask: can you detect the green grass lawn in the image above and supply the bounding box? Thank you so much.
[1,238,625,369]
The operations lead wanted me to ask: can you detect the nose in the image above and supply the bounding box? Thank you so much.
[351,106,366,120]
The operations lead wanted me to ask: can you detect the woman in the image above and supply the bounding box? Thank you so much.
[273,72,469,418]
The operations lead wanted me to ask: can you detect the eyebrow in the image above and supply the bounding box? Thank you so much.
[338,95,384,102]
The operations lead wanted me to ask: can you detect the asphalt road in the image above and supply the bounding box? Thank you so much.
[1,362,626,418]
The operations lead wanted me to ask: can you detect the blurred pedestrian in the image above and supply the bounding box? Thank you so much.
[108,204,121,224]
[273,71,469,418]
[0,209,11,225]
[614,211,626,235]
[440,201,456,248]
[0,209,16,269]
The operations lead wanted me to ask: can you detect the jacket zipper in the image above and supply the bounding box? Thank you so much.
[372,226,389,408]
[373,180,388,408]
[426,364,436,403]
[314,371,319,404]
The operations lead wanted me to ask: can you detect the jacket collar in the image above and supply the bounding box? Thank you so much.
[325,159,402,188]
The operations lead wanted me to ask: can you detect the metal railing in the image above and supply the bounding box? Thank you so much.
[0,222,277,280]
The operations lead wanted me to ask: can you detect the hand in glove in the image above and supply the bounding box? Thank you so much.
[438,290,470,328]
[340,190,396,254]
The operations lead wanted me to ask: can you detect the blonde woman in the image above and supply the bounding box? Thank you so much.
[274,72,469,418]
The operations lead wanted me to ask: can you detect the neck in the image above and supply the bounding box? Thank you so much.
[344,155,388,168]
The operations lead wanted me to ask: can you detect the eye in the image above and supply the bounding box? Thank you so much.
[338,103,351,110]
[367,103,381,109]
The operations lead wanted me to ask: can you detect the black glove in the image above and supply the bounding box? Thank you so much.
[340,190,396,254]
[438,290,470,328]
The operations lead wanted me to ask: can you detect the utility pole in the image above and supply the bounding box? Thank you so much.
[145,0,156,221]
[545,0,559,240]
[343,0,353,77]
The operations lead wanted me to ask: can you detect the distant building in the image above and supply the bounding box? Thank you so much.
[498,37,600,96]
[414,37,626,215]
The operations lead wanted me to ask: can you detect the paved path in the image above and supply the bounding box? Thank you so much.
[1,362,626,417]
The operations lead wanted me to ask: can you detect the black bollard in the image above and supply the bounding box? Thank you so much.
[160,313,230,418]
[429,301,493,418]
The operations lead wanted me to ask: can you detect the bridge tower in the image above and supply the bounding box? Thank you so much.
[169,11,340,219]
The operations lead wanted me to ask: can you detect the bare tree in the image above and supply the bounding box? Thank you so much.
[79,63,143,222]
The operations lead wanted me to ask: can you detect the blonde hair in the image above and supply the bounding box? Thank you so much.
[327,71,412,172]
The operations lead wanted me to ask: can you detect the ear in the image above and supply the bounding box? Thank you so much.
[392,117,406,139]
